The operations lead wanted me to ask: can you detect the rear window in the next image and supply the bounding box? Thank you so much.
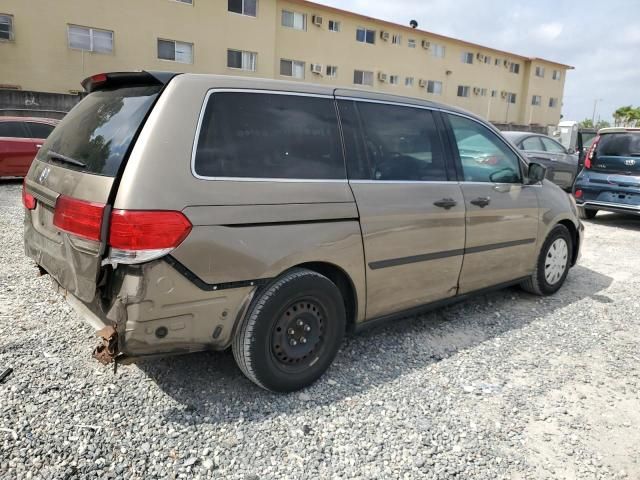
[26,122,55,139]
[39,85,161,176]
[0,121,28,138]
[194,92,345,179]
[596,133,640,158]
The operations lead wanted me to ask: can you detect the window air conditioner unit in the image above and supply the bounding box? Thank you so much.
[421,40,430,49]
[378,72,388,82]
[504,60,510,67]
[473,87,480,95]
[312,15,323,26]
[380,31,390,41]
[476,53,484,61]
[418,79,427,88]
[310,63,323,74]
[501,90,508,98]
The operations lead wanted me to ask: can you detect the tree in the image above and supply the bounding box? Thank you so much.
[579,118,594,128]
[613,105,640,127]
[595,120,611,129]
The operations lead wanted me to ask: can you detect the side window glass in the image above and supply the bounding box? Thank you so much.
[521,136,544,151]
[194,92,345,179]
[26,122,55,139]
[0,121,29,138]
[341,101,447,181]
[540,137,566,154]
[447,114,522,183]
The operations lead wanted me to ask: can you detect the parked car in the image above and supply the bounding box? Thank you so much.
[23,72,583,392]
[0,116,58,178]
[573,127,640,219]
[502,131,579,191]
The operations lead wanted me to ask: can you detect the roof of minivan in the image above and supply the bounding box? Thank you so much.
[175,72,483,122]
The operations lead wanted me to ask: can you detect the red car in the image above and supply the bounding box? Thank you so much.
[0,116,59,178]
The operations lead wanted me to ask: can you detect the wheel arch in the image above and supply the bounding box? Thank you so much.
[557,219,579,266]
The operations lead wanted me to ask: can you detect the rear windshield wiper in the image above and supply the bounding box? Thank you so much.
[47,151,87,168]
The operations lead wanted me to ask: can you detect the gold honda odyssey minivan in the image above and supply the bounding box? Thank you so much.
[23,72,583,392]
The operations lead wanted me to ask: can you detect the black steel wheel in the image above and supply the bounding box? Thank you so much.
[232,268,346,392]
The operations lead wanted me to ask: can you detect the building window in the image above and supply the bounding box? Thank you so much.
[510,62,520,74]
[531,95,541,106]
[461,52,474,64]
[535,66,545,77]
[480,88,488,96]
[280,59,305,79]
[457,85,470,97]
[356,27,375,44]
[432,43,445,58]
[227,49,256,71]
[408,39,416,48]
[405,77,414,87]
[326,65,338,77]
[552,70,561,80]
[507,92,517,104]
[392,34,402,45]
[158,39,193,63]
[282,10,306,30]
[428,80,443,95]
[491,90,497,97]
[328,20,340,32]
[494,58,501,66]
[68,25,114,53]
[389,75,399,85]
[0,14,13,41]
[228,0,257,16]
[549,97,559,108]
[354,70,373,86]
[484,56,491,64]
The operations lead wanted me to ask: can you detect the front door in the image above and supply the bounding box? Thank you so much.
[338,99,465,319]
[444,114,540,294]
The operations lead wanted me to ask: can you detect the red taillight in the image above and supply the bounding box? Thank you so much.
[53,195,105,241]
[574,189,583,199]
[22,182,36,210]
[90,73,108,85]
[108,210,192,251]
[584,135,600,169]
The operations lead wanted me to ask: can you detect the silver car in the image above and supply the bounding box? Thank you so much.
[503,131,579,191]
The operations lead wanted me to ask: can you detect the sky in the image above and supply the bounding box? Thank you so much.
[315,0,640,124]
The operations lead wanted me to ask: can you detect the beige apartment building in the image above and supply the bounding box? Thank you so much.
[0,0,572,126]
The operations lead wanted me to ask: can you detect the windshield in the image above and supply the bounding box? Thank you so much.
[39,85,161,176]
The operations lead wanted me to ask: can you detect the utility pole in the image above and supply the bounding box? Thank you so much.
[591,98,603,124]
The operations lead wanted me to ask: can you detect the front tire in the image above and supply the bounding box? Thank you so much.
[232,268,346,392]
[521,224,573,296]
[577,206,597,219]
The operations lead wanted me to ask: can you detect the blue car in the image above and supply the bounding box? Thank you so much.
[573,127,640,219]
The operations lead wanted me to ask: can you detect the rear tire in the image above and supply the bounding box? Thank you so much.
[577,206,597,219]
[521,224,573,296]
[232,268,346,392]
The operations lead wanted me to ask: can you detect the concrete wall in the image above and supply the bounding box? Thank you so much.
[0,89,82,119]
[0,0,571,126]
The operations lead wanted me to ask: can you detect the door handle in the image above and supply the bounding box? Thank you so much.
[470,196,491,208]
[35,144,43,150]
[433,198,457,209]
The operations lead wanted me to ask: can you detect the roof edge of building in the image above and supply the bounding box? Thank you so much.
[288,0,573,69]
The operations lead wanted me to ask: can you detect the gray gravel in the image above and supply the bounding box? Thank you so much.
[1,180,639,480]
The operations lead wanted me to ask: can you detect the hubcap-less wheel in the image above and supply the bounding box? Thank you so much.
[271,299,325,371]
[545,238,568,285]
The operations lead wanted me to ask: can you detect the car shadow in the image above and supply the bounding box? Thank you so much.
[585,212,640,231]
[137,264,612,426]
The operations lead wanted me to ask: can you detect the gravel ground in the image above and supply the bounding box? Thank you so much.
[1,180,639,480]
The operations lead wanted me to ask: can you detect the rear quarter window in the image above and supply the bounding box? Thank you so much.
[193,92,345,180]
[26,122,55,139]
[0,121,29,138]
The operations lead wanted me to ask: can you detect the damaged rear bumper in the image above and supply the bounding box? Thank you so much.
[50,259,257,364]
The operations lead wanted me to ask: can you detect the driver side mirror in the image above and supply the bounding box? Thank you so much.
[526,162,546,185]
[567,147,576,155]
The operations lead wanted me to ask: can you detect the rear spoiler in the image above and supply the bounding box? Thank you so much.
[81,71,180,93]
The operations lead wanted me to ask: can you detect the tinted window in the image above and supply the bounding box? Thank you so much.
[540,137,566,154]
[339,100,447,181]
[194,93,344,179]
[26,122,55,139]
[521,136,544,151]
[0,121,28,138]
[596,133,640,157]
[39,85,160,176]
[448,114,522,183]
